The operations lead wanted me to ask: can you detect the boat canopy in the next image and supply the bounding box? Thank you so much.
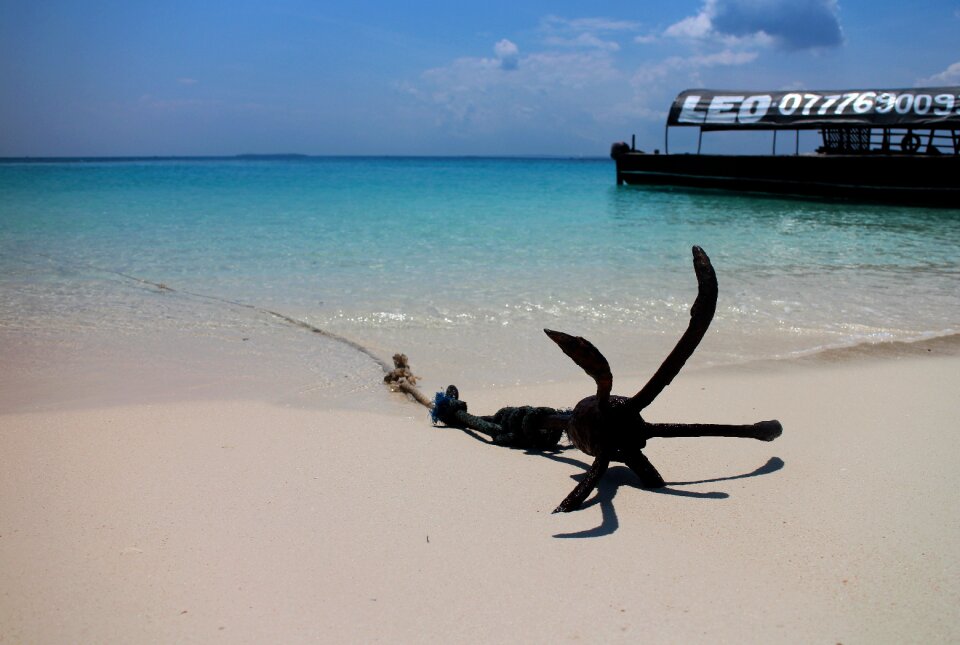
[667,87,960,130]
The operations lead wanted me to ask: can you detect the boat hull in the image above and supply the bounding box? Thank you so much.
[613,152,960,207]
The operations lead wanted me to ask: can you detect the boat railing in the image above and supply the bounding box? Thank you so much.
[665,127,960,157]
[819,127,960,155]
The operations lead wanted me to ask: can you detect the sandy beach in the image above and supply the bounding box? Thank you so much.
[2,339,958,643]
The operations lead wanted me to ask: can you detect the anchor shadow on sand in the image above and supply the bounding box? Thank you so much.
[545,455,785,539]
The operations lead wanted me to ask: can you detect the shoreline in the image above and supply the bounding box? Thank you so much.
[2,341,958,642]
[4,317,958,415]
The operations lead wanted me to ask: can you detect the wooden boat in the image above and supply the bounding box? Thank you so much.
[611,87,960,206]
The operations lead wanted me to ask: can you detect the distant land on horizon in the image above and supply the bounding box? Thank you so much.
[0,153,610,163]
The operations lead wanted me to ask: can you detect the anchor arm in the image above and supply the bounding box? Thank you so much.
[623,450,666,488]
[553,453,611,513]
[646,420,783,442]
[630,246,718,411]
[544,329,612,409]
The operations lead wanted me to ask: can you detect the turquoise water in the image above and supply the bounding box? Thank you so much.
[2,157,959,394]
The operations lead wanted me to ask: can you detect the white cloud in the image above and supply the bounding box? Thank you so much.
[623,47,762,123]
[689,50,760,66]
[633,49,758,85]
[402,14,642,130]
[494,39,520,70]
[396,6,850,153]
[665,12,713,40]
[666,0,843,51]
[177,78,199,85]
[545,32,622,52]
[539,15,640,51]
[917,61,960,86]
[403,43,623,138]
[400,17,645,139]
[541,16,640,34]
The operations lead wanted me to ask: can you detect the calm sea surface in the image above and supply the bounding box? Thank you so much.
[2,157,959,400]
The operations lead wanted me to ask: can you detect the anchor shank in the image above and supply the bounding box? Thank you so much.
[541,413,573,431]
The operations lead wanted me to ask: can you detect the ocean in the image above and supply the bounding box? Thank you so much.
[2,157,958,408]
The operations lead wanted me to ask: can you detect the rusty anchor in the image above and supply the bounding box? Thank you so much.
[544,246,781,512]
[425,246,782,512]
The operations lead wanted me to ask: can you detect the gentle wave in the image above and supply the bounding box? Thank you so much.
[722,330,960,369]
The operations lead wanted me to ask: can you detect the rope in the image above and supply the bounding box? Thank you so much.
[27,253,568,448]
[383,353,434,407]
[28,252,393,373]
[385,357,568,450]
[431,385,568,450]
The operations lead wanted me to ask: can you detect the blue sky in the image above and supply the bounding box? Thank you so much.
[1,0,958,156]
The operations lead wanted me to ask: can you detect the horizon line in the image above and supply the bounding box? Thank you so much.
[0,153,611,163]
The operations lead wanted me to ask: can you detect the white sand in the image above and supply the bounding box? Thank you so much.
[2,353,959,643]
